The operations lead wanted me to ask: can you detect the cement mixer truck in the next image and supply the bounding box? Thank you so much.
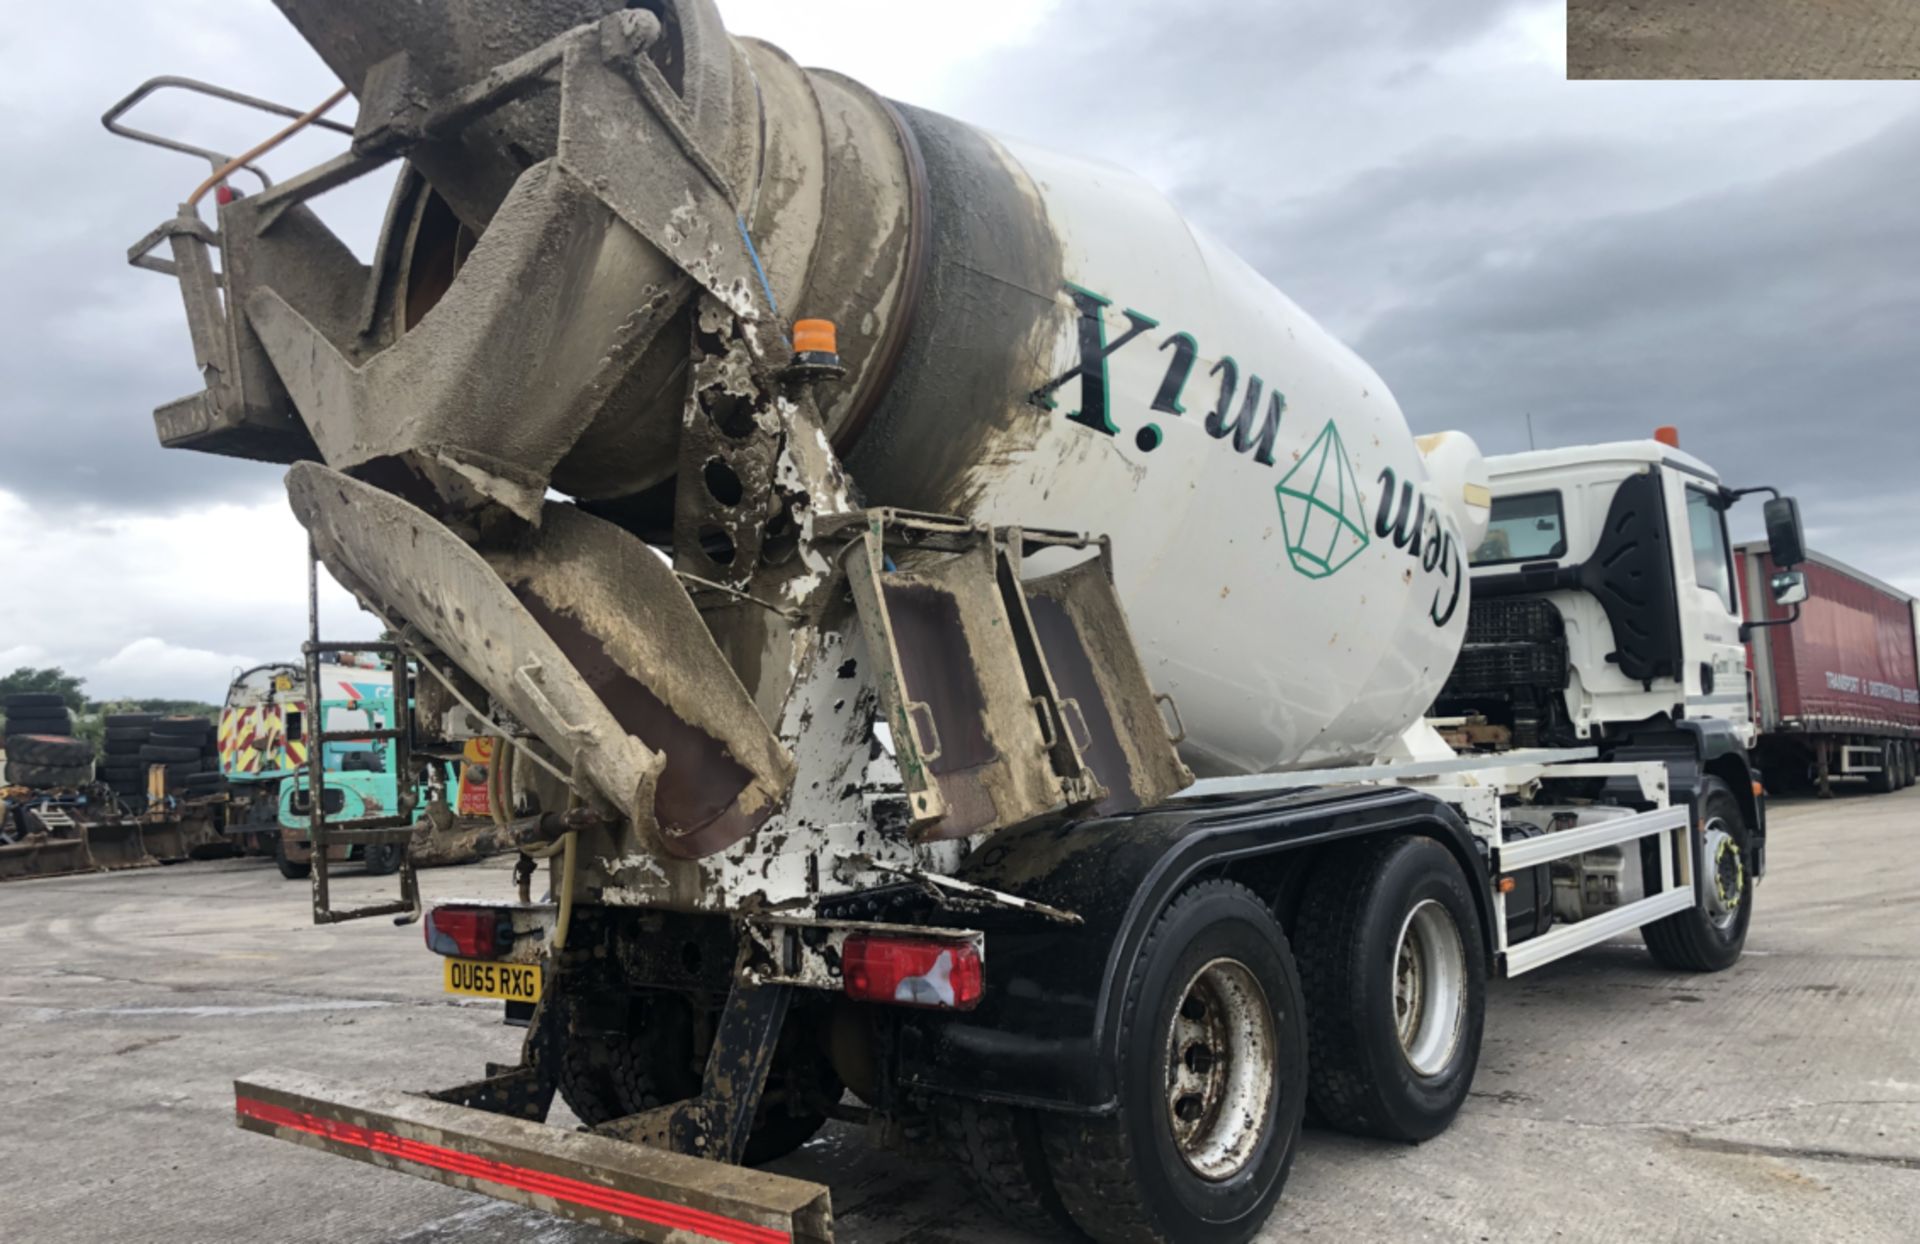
[105,3,1810,1240]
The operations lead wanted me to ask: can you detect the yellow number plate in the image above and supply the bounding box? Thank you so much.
[443,957,543,1003]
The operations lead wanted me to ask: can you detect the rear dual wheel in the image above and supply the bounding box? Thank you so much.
[1296,837,1486,1142]
[1036,880,1307,1244]
[555,990,833,1168]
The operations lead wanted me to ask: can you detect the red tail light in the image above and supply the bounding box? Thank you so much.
[842,934,983,1011]
[424,906,512,959]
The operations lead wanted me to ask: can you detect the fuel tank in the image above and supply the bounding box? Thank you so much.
[194,0,1483,794]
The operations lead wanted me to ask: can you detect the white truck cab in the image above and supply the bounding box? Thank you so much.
[1438,431,1808,876]
[1463,438,1753,746]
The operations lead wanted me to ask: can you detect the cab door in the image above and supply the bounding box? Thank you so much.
[1675,482,1753,742]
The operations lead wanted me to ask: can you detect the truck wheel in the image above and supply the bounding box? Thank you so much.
[1040,880,1305,1244]
[1295,836,1486,1142]
[1900,742,1915,789]
[362,843,403,876]
[274,835,311,880]
[741,1102,829,1167]
[556,993,701,1128]
[1643,777,1751,972]
[936,1100,1073,1236]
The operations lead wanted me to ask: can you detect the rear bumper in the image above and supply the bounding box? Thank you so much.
[234,1072,832,1243]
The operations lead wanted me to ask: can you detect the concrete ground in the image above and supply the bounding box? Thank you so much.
[2,787,1916,1243]
[1568,0,1920,79]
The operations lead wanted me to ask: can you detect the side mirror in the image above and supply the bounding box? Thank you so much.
[1770,569,1809,608]
[1764,496,1806,569]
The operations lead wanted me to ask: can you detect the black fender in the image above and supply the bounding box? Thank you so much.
[893,785,1492,1115]
[1602,720,1764,877]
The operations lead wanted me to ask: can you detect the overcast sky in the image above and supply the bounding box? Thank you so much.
[1,0,1916,700]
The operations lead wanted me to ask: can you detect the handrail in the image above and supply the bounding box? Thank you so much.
[101,74,355,190]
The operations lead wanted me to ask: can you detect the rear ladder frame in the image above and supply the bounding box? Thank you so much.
[302,541,421,925]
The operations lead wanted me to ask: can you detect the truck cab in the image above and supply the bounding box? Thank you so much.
[1437,431,1807,847]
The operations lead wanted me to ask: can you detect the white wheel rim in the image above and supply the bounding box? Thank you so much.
[1393,900,1467,1077]
[1164,957,1276,1182]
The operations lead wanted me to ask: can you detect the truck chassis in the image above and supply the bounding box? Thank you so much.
[233,747,1728,1243]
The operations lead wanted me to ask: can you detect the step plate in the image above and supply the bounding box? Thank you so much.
[235,1072,833,1243]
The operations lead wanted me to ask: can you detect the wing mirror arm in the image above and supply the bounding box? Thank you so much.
[1724,484,1808,572]
[1740,568,1809,641]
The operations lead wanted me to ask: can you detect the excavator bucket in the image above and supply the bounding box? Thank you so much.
[0,833,96,882]
[136,817,192,863]
[85,820,160,870]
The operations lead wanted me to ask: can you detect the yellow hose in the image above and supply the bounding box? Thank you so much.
[516,783,580,954]
[485,736,513,827]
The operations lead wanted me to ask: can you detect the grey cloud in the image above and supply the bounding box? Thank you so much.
[0,1,369,515]
[951,0,1531,175]
[1349,112,1920,554]
[6,0,1918,613]
[939,0,1920,590]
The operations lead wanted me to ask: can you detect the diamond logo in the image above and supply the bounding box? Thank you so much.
[1276,420,1370,579]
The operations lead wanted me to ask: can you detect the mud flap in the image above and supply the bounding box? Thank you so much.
[235,1072,833,1243]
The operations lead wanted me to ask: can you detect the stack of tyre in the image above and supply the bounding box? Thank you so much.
[3,694,95,789]
[99,712,163,802]
[136,715,228,801]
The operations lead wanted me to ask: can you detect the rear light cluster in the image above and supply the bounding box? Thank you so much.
[843,934,983,1011]
[424,905,513,959]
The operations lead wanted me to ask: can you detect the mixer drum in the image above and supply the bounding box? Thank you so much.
[181,0,1483,793]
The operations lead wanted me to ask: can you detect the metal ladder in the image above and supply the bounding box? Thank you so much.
[31,806,79,835]
[303,544,421,926]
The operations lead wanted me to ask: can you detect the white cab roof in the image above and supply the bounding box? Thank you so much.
[1483,439,1720,487]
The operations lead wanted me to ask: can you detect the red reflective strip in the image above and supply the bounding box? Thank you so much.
[235,1096,789,1244]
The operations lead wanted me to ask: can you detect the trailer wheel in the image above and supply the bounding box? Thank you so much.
[1868,743,1898,794]
[1294,836,1486,1142]
[1040,880,1305,1244]
[1643,777,1751,972]
[936,1100,1073,1236]
[1899,742,1915,789]
[274,834,311,880]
